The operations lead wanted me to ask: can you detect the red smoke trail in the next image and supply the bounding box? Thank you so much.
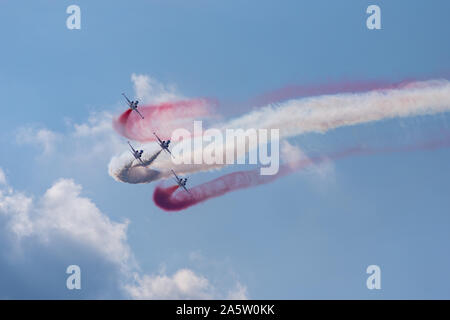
[153,136,450,212]
[113,99,213,142]
[114,109,132,137]
[153,147,362,212]
[153,168,282,211]
[152,185,182,209]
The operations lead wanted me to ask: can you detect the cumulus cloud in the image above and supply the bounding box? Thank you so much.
[281,140,334,180]
[0,175,132,267]
[15,113,125,168]
[0,168,248,299]
[16,127,60,155]
[125,269,248,300]
[0,183,33,238]
[38,179,131,265]
[72,111,116,137]
[131,73,183,104]
[226,282,249,300]
[0,168,6,185]
[0,172,127,298]
[126,269,214,300]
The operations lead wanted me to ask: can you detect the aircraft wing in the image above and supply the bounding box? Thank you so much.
[133,109,144,119]
[171,169,181,182]
[127,141,136,153]
[153,132,163,144]
[122,93,132,105]
[182,185,194,197]
[164,148,173,157]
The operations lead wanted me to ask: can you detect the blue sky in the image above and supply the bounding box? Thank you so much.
[0,0,449,299]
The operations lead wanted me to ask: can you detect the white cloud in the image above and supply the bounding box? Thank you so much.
[0,173,248,299]
[38,179,131,265]
[281,140,335,180]
[227,282,249,300]
[125,269,248,300]
[0,183,33,238]
[0,177,131,266]
[72,111,115,137]
[126,269,213,300]
[131,73,183,104]
[16,112,125,165]
[16,127,60,155]
[69,112,126,163]
[0,168,6,185]
[281,140,307,167]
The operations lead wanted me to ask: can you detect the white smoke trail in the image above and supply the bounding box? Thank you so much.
[220,79,450,135]
[109,79,450,183]
[109,148,163,184]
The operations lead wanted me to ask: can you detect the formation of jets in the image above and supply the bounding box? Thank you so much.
[122,93,192,195]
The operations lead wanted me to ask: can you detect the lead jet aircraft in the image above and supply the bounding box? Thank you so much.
[171,169,192,195]
[122,93,144,119]
[153,132,173,157]
[128,141,145,165]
